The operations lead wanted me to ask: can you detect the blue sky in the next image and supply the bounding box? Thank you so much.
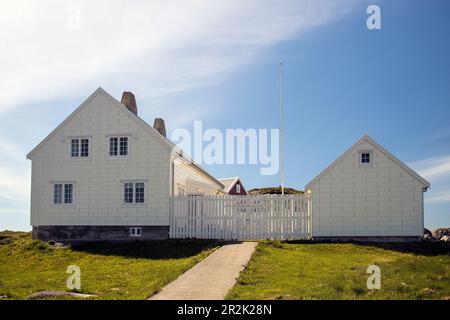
[0,0,449,230]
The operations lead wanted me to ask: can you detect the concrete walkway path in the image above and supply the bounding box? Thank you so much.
[149,241,257,300]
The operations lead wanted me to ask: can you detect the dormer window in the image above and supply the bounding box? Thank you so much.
[71,138,89,157]
[109,136,129,157]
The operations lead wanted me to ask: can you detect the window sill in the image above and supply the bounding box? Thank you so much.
[68,157,92,161]
[107,156,130,160]
[121,204,148,208]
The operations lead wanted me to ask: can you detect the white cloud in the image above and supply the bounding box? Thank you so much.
[0,167,30,203]
[426,191,450,204]
[409,155,450,181]
[0,0,359,113]
[0,1,361,230]
[410,154,450,204]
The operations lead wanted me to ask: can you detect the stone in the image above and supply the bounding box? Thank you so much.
[432,228,450,240]
[32,225,169,242]
[26,290,98,300]
[422,288,435,295]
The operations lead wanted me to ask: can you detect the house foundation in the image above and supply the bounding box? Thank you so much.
[32,226,170,242]
[312,236,421,243]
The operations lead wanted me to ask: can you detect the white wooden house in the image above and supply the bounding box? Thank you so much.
[305,135,430,241]
[27,88,224,241]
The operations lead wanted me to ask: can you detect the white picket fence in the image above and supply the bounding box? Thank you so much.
[169,194,311,240]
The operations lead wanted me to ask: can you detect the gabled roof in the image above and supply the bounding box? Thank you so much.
[177,156,224,189]
[26,87,223,188]
[26,87,175,159]
[218,177,240,193]
[305,134,430,190]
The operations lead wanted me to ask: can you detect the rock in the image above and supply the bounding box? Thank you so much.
[440,235,449,242]
[423,228,432,236]
[432,228,450,240]
[422,288,435,295]
[423,233,439,242]
[26,290,98,300]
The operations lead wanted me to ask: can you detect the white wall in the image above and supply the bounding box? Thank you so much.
[173,159,221,195]
[30,91,171,226]
[308,140,424,237]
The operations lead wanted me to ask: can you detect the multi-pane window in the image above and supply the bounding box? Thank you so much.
[119,137,128,156]
[123,182,146,204]
[361,152,371,164]
[80,139,89,157]
[54,183,73,204]
[54,184,63,204]
[130,227,142,237]
[177,184,186,196]
[124,183,134,203]
[236,184,241,194]
[109,137,118,156]
[71,138,89,157]
[135,183,145,203]
[71,139,79,157]
[109,136,128,157]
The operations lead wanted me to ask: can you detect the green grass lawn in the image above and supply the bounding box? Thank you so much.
[227,241,450,300]
[0,231,219,300]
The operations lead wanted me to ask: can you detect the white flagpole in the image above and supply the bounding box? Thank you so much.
[280,60,285,196]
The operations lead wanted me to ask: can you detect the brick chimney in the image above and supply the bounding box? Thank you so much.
[153,118,166,137]
[121,91,137,115]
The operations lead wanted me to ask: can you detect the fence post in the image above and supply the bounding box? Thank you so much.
[169,196,173,238]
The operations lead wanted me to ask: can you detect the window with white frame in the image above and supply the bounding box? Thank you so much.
[177,184,186,196]
[123,182,146,204]
[130,227,142,237]
[53,183,74,204]
[71,138,89,157]
[109,136,129,157]
[360,152,371,165]
[236,184,241,193]
[135,183,145,203]
[119,137,128,155]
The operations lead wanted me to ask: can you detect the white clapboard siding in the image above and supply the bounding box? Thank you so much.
[169,194,311,240]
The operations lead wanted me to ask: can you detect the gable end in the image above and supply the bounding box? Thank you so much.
[305,135,430,190]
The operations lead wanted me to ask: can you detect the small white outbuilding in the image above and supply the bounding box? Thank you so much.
[305,135,430,241]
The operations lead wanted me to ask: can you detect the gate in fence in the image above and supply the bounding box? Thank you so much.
[169,194,311,240]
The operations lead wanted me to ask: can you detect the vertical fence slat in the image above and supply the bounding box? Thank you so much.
[169,194,311,240]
